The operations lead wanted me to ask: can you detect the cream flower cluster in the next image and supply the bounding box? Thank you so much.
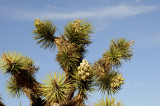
[111,74,124,88]
[73,19,82,32]
[34,18,43,29]
[78,59,91,81]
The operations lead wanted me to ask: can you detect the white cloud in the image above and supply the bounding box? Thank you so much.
[0,5,156,20]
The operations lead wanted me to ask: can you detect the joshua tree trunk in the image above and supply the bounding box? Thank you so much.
[55,36,75,103]
[54,36,86,105]
[23,88,46,106]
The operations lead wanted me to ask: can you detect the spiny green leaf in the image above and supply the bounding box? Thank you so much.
[39,71,71,104]
[6,77,23,98]
[32,19,56,51]
[95,95,124,106]
[96,70,123,95]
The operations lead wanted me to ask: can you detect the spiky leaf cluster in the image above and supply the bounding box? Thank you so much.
[64,19,93,45]
[72,59,95,105]
[104,47,122,69]
[0,51,40,98]
[95,95,124,106]
[33,18,56,50]
[0,51,38,75]
[110,39,134,61]
[6,77,23,98]
[96,70,123,95]
[0,51,23,74]
[73,73,95,99]
[56,44,81,74]
[104,38,134,69]
[39,71,71,105]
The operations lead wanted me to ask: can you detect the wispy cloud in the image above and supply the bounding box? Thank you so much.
[0,5,156,20]
[136,0,141,2]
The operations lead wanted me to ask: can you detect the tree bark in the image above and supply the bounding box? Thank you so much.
[23,88,46,106]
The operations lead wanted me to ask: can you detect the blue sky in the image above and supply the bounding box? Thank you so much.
[0,0,160,106]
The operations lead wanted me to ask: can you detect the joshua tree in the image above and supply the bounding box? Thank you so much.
[32,19,134,105]
[0,18,134,106]
[33,19,94,105]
